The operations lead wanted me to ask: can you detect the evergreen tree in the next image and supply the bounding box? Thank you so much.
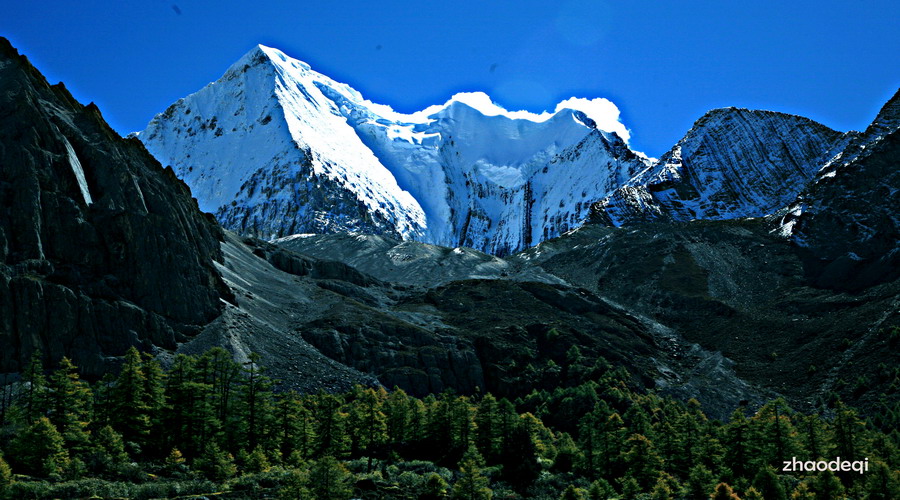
[308,456,353,500]
[553,432,581,473]
[278,467,311,500]
[194,442,237,481]
[348,386,388,470]
[0,452,12,494]
[421,472,449,500]
[19,349,49,424]
[452,445,492,500]
[790,481,816,499]
[90,424,129,473]
[239,352,275,450]
[621,433,662,487]
[164,354,219,456]
[649,476,674,500]
[865,460,900,500]
[751,466,787,500]
[385,387,411,446]
[743,486,764,500]
[710,482,740,500]
[276,392,315,461]
[111,347,151,444]
[560,484,587,500]
[313,392,351,457]
[686,464,716,500]
[813,469,845,500]
[723,408,751,478]
[587,479,615,500]
[10,416,70,477]
[474,393,501,460]
[47,357,93,456]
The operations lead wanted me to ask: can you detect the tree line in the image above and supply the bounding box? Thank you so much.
[0,346,898,499]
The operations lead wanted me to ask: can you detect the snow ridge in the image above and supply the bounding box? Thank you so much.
[140,44,643,254]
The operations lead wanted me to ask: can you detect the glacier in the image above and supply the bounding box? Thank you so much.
[139,45,647,255]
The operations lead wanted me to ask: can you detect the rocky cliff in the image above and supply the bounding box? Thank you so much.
[783,90,900,291]
[0,38,228,376]
[591,108,847,225]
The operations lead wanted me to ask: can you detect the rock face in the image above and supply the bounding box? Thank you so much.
[138,45,647,256]
[590,108,847,225]
[783,90,900,291]
[0,38,228,376]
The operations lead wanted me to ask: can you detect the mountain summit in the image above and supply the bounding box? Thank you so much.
[139,45,647,255]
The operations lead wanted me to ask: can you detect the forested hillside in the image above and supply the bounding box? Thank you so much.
[1,347,898,499]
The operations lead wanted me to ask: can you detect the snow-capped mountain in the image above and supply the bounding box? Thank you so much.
[139,45,647,255]
[590,108,848,226]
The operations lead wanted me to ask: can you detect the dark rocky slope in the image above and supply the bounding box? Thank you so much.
[0,38,229,376]
[785,89,900,291]
[516,219,899,413]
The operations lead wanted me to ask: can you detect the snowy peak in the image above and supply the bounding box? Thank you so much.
[140,44,642,255]
[591,107,847,226]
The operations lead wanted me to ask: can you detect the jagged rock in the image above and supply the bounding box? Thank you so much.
[591,108,847,225]
[784,89,900,291]
[0,38,228,376]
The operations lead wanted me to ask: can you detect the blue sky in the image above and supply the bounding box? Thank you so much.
[4,0,898,156]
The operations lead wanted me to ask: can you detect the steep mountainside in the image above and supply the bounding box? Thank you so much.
[590,108,848,226]
[139,45,647,255]
[515,221,900,413]
[782,90,900,291]
[0,38,228,376]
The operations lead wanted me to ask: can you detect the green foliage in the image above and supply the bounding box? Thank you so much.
[309,455,352,500]
[10,416,70,477]
[0,346,897,500]
[452,445,492,500]
[710,482,740,500]
[0,453,12,493]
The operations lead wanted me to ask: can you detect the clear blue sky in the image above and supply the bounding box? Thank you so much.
[4,0,898,157]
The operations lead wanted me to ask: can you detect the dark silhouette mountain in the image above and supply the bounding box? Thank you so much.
[0,38,228,376]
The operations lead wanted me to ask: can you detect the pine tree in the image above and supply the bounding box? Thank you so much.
[452,445,492,500]
[47,357,93,456]
[621,433,662,486]
[0,452,12,493]
[790,482,816,499]
[111,347,151,444]
[385,387,411,446]
[421,472,449,500]
[19,349,48,424]
[710,482,740,500]
[553,432,581,473]
[474,393,501,460]
[276,392,315,461]
[743,487,764,500]
[313,392,350,458]
[751,466,787,500]
[194,441,237,481]
[686,464,716,500]
[813,470,844,500]
[649,476,674,500]
[865,460,900,500]
[11,416,70,477]
[723,408,751,478]
[348,386,388,471]
[587,479,615,500]
[239,352,275,450]
[560,485,587,500]
[278,467,311,500]
[308,456,353,500]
